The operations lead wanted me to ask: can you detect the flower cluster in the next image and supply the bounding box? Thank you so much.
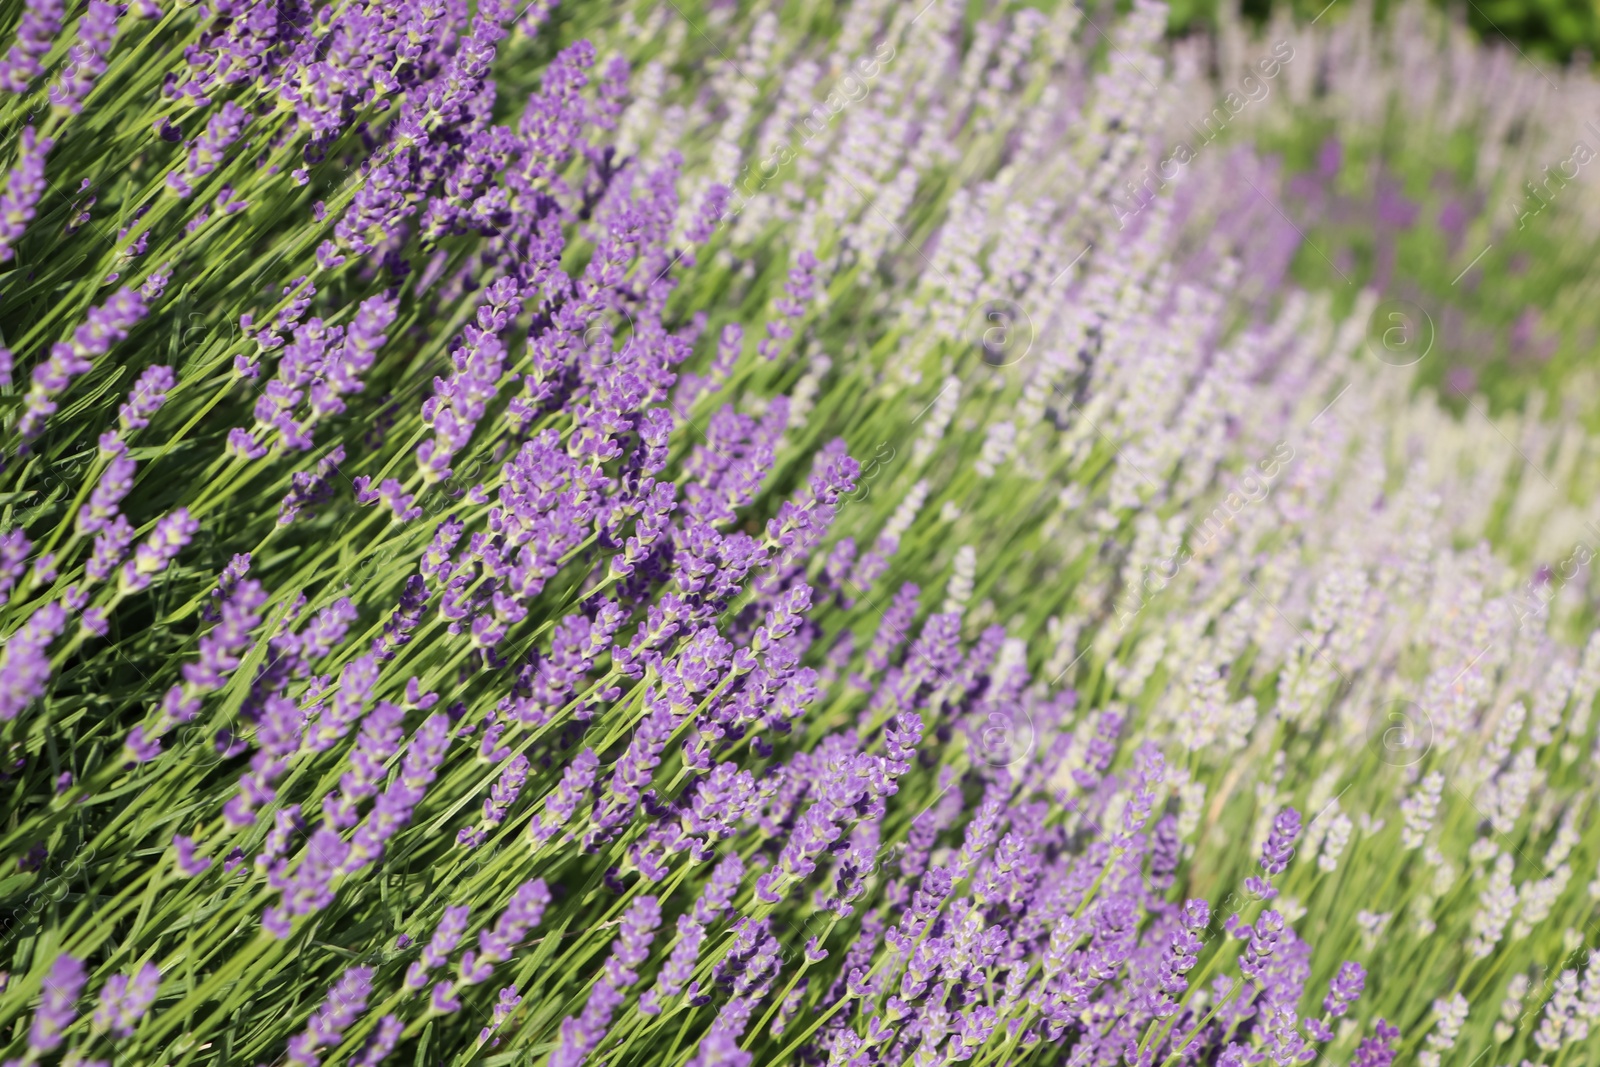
[0,2,1598,1067]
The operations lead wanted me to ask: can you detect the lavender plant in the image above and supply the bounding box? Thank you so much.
[1,1,1598,1066]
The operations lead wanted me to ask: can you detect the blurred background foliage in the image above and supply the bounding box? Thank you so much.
[1173,0,1600,60]
[796,0,1600,423]
[1151,0,1600,430]
[1259,117,1600,426]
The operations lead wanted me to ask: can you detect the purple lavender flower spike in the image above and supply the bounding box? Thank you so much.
[85,515,135,585]
[250,294,396,454]
[687,997,761,1067]
[1239,909,1285,983]
[61,179,95,236]
[641,913,706,1014]
[459,753,530,847]
[286,966,373,1066]
[20,345,90,443]
[263,827,350,938]
[0,127,54,263]
[417,278,523,482]
[166,101,250,197]
[0,0,66,92]
[758,250,818,360]
[77,447,136,536]
[604,894,660,986]
[342,712,453,872]
[20,286,148,442]
[1148,899,1209,1018]
[92,961,160,1038]
[279,447,346,525]
[587,692,680,843]
[407,905,472,991]
[118,364,176,432]
[0,529,30,607]
[1352,1020,1400,1067]
[549,895,661,1067]
[1306,959,1367,1040]
[323,701,406,829]
[118,508,198,593]
[47,0,120,114]
[1244,806,1301,900]
[255,805,306,874]
[512,40,595,195]
[1261,807,1302,872]
[374,576,430,662]
[138,261,172,300]
[0,600,70,721]
[319,295,397,419]
[27,954,86,1053]
[460,879,551,980]
[431,981,462,1014]
[223,689,305,829]
[530,747,600,846]
[350,1015,403,1066]
[125,570,266,761]
[174,834,212,876]
[479,985,522,1045]
[307,653,378,752]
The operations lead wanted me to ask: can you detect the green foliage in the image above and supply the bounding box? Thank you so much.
[1172,0,1600,61]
